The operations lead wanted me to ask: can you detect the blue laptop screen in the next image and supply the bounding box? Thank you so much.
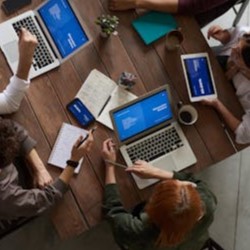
[113,89,173,142]
[183,56,215,97]
[38,0,89,58]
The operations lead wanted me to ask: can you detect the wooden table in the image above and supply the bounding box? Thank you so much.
[0,0,247,240]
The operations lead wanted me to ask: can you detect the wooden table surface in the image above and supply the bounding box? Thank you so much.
[0,0,247,240]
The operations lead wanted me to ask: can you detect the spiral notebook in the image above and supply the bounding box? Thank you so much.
[48,123,88,173]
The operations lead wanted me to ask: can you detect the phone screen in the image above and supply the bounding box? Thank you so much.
[67,98,95,127]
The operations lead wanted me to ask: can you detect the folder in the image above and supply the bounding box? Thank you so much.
[132,11,177,45]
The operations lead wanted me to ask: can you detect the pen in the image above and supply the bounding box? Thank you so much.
[105,160,127,169]
[97,95,112,117]
[77,126,97,148]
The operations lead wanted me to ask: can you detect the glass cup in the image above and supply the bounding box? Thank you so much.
[165,29,184,51]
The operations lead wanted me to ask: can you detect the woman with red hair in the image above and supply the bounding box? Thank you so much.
[102,138,217,250]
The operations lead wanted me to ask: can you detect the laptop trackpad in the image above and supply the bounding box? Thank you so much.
[153,155,176,172]
[2,40,19,63]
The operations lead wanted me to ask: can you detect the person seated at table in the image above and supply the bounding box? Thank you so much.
[202,25,250,144]
[0,117,94,236]
[101,138,217,250]
[108,0,238,27]
[0,27,37,114]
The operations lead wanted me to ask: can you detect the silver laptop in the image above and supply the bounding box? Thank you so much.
[0,0,91,79]
[110,85,197,189]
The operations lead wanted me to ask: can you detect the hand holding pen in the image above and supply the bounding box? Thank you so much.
[70,127,96,162]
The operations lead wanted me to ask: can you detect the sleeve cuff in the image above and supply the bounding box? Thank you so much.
[53,178,69,194]
[12,75,30,87]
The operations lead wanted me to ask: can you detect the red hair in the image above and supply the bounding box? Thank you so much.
[145,179,203,247]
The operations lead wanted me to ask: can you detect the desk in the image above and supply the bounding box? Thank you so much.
[0,0,247,240]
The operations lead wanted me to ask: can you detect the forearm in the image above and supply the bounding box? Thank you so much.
[16,55,33,80]
[26,149,47,173]
[59,166,75,184]
[215,100,241,132]
[136,0,178,12]
[105,165,116,184]
[151,168,174,180]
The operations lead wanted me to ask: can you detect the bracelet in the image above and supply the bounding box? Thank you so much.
[66,160,79,168]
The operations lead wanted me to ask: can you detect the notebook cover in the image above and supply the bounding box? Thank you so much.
[132,11,177,45]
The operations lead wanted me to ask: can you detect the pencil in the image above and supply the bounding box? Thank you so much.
[104,160,127,169]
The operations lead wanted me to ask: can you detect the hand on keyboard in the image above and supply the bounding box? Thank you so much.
[16,28,38,80]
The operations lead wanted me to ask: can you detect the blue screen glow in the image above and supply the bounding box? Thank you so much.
[113,90,173,142]
[38,0,89,58]
[184,57,215,97]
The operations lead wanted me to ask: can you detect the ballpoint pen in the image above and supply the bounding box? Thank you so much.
[104,159,127,169]
[77,126,97,148]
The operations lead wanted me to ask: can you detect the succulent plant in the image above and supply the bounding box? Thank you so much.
[95,14,119,37]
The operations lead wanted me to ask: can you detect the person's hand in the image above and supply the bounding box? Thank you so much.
[126,160,161,179]
[200,98,220,108]
[18,28,37,64]
[108,0,137,11]
[16,28,38,80]
[70,131,94,162]
[207,25,223,39]
[33,168,53,189]
[207,25,229,44]
[102,138,117,163]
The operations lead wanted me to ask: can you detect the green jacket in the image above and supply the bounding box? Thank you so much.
[103,172,217,250]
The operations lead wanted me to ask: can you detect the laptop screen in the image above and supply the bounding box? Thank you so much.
[183,56,215,97]
[38,0,89,58]
[112,89,173,142]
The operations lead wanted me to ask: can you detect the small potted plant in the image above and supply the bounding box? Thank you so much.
[95,14,119,38]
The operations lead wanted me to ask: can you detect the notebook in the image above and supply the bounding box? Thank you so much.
[110,85,197,189]
[73,69,137,130]
[48,122,88,173]
[132,11,177,45]
[0,0,91,79]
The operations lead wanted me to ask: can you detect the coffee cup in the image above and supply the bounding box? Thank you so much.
[177,102,198,125]
[165,29,184,51]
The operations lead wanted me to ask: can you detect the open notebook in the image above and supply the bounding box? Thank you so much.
[74,69,137,129]
[48,123,88,173]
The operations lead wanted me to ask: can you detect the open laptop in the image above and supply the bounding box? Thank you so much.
[0,0,91,79]
[110,85,197,189]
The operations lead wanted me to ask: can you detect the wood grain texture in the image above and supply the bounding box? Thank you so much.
[0,0,248,240]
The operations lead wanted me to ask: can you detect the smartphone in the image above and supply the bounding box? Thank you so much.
[67,98,95,127]
[1,0,32,15]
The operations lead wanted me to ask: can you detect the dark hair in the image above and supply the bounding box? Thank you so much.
[241,34,250,68]
[0,118,20,169]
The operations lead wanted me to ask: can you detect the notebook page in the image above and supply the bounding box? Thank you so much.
[97,86,137,129]
[76,69,117,118]
[48,123,88,173]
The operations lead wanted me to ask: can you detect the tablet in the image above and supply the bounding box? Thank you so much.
[181,53,217,102]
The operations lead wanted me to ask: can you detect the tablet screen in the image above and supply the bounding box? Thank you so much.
[182,55,216,100]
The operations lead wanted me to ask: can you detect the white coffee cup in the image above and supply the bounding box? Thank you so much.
[177,103,198,125]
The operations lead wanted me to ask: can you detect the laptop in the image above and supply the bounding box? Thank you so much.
[110,85,197,189]
[0,0,91,79]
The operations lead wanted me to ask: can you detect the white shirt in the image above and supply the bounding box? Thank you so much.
[0,75,30,115]
[217,26,250,144]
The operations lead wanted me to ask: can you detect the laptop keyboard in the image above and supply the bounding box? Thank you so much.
[127,127,184,163]
[12,16,55,71]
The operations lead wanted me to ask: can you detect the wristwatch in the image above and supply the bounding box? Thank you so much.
[66,160,79,168]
